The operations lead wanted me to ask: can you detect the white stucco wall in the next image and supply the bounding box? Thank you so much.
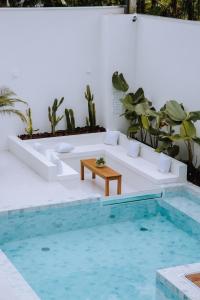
[135,15,200,120]
[0,6,124,150]
[1,10,200,152]
[101,14,137,133]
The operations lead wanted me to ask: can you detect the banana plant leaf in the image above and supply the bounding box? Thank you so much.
[187,111,200,122]
[135,102,150,115]
[112,72,129,92]
[133,88,145,104]
[165,100,187,122]
[180,120,196,138]
[141,115,150,130]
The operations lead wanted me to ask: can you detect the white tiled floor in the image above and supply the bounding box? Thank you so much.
[0,150,157,212]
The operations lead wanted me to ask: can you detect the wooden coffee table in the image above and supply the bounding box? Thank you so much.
[80,158,122,196]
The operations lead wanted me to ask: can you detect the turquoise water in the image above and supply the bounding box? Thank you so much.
[0,193,200,300]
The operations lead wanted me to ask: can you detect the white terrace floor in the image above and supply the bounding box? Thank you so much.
[0,150,157,212]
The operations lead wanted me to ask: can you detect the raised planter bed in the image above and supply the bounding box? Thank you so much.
[19,126,106,140]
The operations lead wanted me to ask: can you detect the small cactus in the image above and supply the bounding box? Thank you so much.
[85,85,96,127]
[25,108,39,137]
[65,108,76,131]
[48,97,64,134]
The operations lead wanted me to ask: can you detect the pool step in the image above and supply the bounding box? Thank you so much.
[101,191,162,206]
[163,196,200,223]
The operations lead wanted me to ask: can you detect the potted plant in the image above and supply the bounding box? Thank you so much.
[96,157,106,168]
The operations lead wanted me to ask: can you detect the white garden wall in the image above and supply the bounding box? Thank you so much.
[1,9,200,155]
[0,6,124,150]
[135,15,200,126]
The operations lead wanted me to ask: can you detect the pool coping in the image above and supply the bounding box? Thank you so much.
[157,263,200,300]
[0,250,39,300]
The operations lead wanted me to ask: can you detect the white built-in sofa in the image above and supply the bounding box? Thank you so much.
[8,132,187,184]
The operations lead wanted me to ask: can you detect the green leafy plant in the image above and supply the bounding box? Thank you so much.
[112,71,129,92]
[96,157,106,167]
[162,100,200,165]
[0,88,27,122]
[65,108,75,131]
[85,85,96,127]
[25,108,39,137]
[48,97,64,134]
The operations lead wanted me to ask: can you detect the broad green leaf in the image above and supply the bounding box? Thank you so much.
[135,102,150,115]
[141,115,150,130]
[187,111,200,122]
[112,71,129,92]
[180,120,196,138]
[165,100,187,122]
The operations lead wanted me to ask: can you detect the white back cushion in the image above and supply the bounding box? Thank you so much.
[55,143,74,153]
[127,140,140,158]
[158,153,172,173]
[104,131,120,146]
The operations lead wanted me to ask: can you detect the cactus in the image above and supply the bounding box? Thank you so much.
[25,108,39,137]
[65,108,75,131]
[86,117,89,127]
[48,97,64,134]
[85,85,96,127]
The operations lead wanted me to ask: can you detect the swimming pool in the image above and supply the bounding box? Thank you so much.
[0,188,200,300]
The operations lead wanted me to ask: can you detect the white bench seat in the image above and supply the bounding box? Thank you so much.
[59,143,184,184]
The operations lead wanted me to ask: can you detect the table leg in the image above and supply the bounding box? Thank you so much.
[80,161,84,180]
[92,172,96,179]
[117,176,122,195]
[105,179,109,196]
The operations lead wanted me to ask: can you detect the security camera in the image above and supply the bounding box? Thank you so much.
[132,16,137,22]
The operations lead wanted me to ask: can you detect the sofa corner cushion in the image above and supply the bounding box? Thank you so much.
[127,140,140,158]
[104,131,120,146]
[158,153,172,173]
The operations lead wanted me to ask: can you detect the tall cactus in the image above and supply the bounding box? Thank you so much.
[25,107,39,137]
[65,108,76,131]
[85,85,96,127]
[48,97,64,134]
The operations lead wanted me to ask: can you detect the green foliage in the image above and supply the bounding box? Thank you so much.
[85,85,96,127]
[65,108,76,131]
[25,108,39,136]
[1,0,125,7]
[137,0,200,21]
[112,72,129,92]
[96,157,106,166]
[48,97,64,134]
[0,88,27,122]
[112,71,200,164]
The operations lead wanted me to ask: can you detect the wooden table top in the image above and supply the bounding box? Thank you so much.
[81,158,121,179]
[186,273,200,288]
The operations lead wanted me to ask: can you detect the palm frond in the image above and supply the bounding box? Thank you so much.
[0,109,27,122]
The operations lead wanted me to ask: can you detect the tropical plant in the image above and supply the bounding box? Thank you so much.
[65,108,75,131]
[48,97,64,134]
[0,88,27,122]
[161,100,200,165]
[85,85,96,127]
[112,71,154,143]
[25,108,39,137]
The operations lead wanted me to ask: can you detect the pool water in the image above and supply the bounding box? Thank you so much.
[0,194,200,300]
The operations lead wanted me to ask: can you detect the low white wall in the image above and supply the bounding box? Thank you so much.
[0,7,123,150]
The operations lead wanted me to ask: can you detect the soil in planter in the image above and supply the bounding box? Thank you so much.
[19,126,106,140]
